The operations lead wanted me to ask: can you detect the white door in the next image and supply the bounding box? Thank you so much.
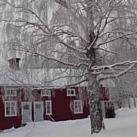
[34,101,44,122]
[21,102,32,124]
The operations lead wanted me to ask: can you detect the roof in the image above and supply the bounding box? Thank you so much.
[0,64,86,88]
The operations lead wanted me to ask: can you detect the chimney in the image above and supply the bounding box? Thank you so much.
[8,58,20,70]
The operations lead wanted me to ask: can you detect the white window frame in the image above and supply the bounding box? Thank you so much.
[5,88,17,101]
[67,88,76,96]
[74,100,83,114]
[5,101,17,117]
[45,100,52,115]
[41,89,51,96]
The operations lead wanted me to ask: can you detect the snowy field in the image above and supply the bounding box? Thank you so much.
[1,108,137,137]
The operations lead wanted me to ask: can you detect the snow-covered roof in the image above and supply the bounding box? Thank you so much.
[0,64,86,88]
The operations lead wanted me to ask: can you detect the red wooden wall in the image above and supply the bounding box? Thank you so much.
[0,86,90,130]
[43,87,89,121]
[0,87,21,130]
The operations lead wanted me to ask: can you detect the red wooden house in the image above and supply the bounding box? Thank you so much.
[0,58,110,130]
[0,86,89,130]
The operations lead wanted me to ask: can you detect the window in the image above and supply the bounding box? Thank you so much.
[5,101,17,117]
[74,100,83,114]
[23,104,30,110]
[45,100,52,115]
[41,89,51,96]
[4,88,17,117]
[5,88,17,101]
[35,104,41,109]
[67,88,76,96]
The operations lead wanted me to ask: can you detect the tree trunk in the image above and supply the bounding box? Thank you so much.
[128,95,131,108]
[133,93,136,108]
[88,71,103,134]
[86,0,103,133]
[85,0,103,133]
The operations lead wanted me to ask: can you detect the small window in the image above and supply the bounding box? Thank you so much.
[41,89,51,96]
[67,88,76,96]
[23,104,29,110]
[5,89,17,96]
[35,104,41,109]
[5,88,17,101]
[74,100,83,114]
[5,101,17,117]
[45,100,52,115]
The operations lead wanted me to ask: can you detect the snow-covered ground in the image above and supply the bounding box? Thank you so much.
[1,108,137,137]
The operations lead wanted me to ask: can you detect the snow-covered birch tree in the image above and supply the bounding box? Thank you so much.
[1,0,137,134]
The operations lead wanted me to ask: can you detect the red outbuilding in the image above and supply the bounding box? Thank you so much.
[0,86,90,130]
[0,57,111,130]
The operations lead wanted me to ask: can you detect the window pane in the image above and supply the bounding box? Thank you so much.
[11,108,15,115]
[6,107,10,115]
[78,102,82,112]
[36,104,41,109]
[46,101,52,115]
[23,104,29,110]
[47,105,50,113]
